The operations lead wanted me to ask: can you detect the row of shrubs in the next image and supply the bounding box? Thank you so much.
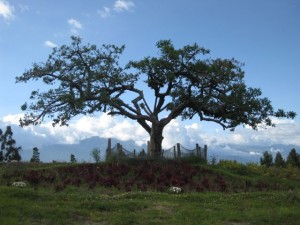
[2,159,298,193]
[260,148,300,168]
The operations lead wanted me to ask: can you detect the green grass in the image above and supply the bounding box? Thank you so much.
[1,186,300,225]
[0,161,300,225]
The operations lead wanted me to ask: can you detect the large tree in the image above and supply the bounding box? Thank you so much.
[16,36,296,157]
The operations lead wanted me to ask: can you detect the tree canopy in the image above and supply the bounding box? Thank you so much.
[0,126,22,162]
[16,36,296,156]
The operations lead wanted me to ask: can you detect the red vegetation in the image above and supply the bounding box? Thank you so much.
[21,160,282,193]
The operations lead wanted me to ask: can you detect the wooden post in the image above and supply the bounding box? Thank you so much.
[204,145,208,161]
[107,138,111,151]
[116,143,121,159]
[106,138,112,160]
[173,146,176,159]
[133,149,136,158]
[196,143,199,157]
[116,143,120,150]
[176,143,181,158]
[147,141,150,157]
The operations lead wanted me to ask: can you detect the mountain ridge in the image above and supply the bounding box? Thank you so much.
[20,136,300,163]
[22,136,147,162]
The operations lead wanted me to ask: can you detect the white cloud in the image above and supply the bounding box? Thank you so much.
[25,113,148,146]
[221,119,300,146]
[163,120,200,149]
[114,0,134,12]
[2,113,23,125]
[0,0,14,21]
[68,18,82,29]
[44,40,58,48]
[67,18,82,34]
[97,7,112,18]
[1,113,300,155]
[249,151,262,156]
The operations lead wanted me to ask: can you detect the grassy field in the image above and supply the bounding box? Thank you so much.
[0,160,299,225]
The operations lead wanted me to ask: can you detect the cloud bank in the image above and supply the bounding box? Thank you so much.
[1,113,300,152]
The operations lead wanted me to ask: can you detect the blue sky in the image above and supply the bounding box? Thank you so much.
[0,0,300,157]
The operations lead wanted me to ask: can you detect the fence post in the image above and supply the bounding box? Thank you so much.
[147,141,150,157]
[106,138,112,160]
[204,145,208,161]
[133,149,136,158]
[173,146,176,159]
[176,143,181,158]
[116,143,122,159]
[196,143,199,157]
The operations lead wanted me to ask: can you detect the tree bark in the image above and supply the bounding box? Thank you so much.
[149,122,164,158]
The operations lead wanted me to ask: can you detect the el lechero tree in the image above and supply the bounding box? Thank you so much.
[0,126,22,162]
[16,37,296,157]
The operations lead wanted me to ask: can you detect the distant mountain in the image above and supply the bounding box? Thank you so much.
[21,136,147,162]
[20,134,300,163]
[209,144,300,163]
[4,118,300,164]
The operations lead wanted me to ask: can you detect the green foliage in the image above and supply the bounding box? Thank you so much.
[286,148,300,168]
[260,151,273,167]
[218,160,241,169]
[106,150,128,163]
[70,154,77,163]
[137,149,147,158]
[209,154,218,165]
[217,160,252,176]
[90,148,101,163]
[30,147,40,163]
[274,151,285,167]
[0,126,22,162]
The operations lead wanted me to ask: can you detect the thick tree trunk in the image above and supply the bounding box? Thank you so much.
[149,122,164,158]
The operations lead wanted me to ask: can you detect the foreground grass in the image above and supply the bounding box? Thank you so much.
[1,186,299,225]
[1,161,300,224]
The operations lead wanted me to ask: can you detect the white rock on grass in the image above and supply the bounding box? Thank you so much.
[12,181,26,188]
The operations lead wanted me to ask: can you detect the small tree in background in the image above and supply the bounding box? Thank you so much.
[70,154,77,163]
[286,148,300,168]
[274,151,285,168]
[138,149,147,158]
[260,151,273,167]
[30,147,40,163]
[91,148,101,163]
[0,126,22,162]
